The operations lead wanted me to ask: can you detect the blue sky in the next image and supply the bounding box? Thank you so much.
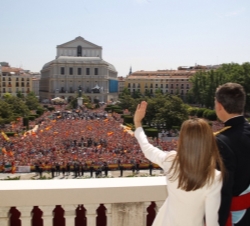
[1,0,249,77]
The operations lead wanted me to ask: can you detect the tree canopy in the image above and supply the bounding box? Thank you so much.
[188,62,250,111]
[118,91,189,129]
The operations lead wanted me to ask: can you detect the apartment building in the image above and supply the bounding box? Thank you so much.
[0,64,33,98]
[124,69,195,100]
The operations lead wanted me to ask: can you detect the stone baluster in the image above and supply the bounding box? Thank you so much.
[155,201,164,214]
[0,207,10,226]
[18,206,32,226]
[143,201,152,226]
[112,202,144,226]
[85,204,98,226]
[63,204,77,226]
[39,205,54,226]
[105,203,112,226]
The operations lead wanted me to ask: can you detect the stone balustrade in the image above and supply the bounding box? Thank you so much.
[0,177,167,226]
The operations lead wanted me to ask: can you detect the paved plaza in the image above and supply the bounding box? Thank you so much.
[0,169,164,180]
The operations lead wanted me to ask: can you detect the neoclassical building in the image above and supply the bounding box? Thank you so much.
[40,37,118,102]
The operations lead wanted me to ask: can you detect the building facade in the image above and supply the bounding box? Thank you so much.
[124,69,196,101]
[0,65,33,98]
[40,36,118,103]
[117,76,125,96]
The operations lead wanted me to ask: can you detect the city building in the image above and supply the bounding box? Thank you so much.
[40,36,118,103]
[117,76,126,95]
[0,64,33,98]
[124,64,221,101]
[124,69,196,101]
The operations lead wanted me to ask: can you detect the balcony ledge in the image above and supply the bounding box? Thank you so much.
[0,177,167,207]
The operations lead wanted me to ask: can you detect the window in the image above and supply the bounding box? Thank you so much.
[78,68,82,75]
[86,68,90,75]
[69,67,73,75]
[94,68,98,75]
[61,67,65,75]
[77,46,82,57]
[166,84,168,88]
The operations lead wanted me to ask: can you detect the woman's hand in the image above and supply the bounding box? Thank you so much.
[134,101,148,128]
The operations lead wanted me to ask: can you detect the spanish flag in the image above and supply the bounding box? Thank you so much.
[1,132,9,141]
[7,151,14,157]
[11,165,16,174]
[2,147,7,155]
[107,132,114,136]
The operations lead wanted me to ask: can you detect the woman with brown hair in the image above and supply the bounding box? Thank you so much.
[134,101,224,226]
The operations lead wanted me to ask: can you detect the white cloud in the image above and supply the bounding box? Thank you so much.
[218,8,245,18]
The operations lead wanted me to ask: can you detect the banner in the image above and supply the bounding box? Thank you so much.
[16,166,31,173]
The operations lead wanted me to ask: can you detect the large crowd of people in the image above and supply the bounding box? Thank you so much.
[0,104,181,175]
[0,104,223,176]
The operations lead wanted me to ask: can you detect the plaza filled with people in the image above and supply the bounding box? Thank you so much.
[0,104,184,176]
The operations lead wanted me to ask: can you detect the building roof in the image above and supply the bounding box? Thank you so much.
[1,66,23,73]
[126,70,196,79]
[42,56,117,72]
[57,36,102,49]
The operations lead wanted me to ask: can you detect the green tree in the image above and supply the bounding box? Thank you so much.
[4,96,30,117]
[0,100,15,125]
[25,92,40,110]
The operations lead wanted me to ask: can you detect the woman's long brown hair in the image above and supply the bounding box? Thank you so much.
[168,118,224,191]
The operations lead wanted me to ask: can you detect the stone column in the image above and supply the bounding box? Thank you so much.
[0,207,10,226]
[63,205,77,226]
[39,205,54,226]
[77,97,83,106]
[18,206,32,226]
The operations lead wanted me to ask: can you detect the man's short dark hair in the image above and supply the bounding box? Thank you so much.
[215,83,246,114]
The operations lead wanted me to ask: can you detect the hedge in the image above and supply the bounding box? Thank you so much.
[28,116,36,121]
[144,128,158,138]
[5,132,15,137]
[197,108,207,118]
[23,117,29,127]
[113,109,123,114]
[47,107,55,111]
[203,110,217,121]
[123,115,133,124]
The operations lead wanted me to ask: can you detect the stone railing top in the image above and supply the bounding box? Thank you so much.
[0,177,167,207]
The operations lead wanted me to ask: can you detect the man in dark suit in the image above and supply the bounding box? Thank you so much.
[214,83,250,226]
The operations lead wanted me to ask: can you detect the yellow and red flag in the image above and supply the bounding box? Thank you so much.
[2,147,7,155]
[1,132,9,141]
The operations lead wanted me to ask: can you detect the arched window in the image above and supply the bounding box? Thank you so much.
[77,46,82,57]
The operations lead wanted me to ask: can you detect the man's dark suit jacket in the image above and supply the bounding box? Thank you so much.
[216,116,250,226]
